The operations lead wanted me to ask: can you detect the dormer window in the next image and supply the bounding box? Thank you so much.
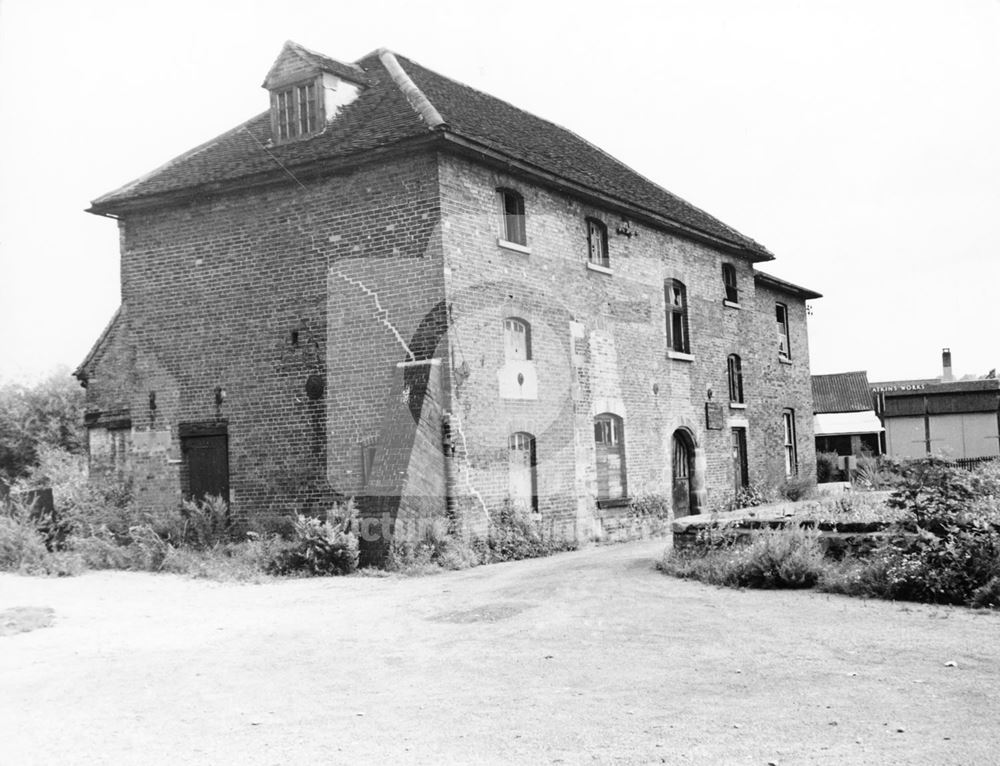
[263,41,367,145]
[274,80,320,141]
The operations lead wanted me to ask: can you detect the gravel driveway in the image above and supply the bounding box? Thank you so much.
[2,540,998,765]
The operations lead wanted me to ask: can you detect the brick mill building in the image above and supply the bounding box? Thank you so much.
[76,42,821,559]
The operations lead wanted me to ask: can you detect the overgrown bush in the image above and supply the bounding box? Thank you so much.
[485,502,576,562]
[777,475,816,502]
[816,451,841,483]
[266,503,359,576]
[818,458,1000,607]
[663,523,825,589]
[854,454,900,490]
[709,481,771,513]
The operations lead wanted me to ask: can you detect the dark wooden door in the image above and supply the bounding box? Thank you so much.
[672,434,691,517]
[183,434,230,503]
[732,427,749,493]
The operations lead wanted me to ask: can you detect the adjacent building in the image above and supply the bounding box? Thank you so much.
[871,350,1000,462]
[812,371,883,457]
[75,42,821,560]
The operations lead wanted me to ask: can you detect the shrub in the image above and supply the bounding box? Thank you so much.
[777,476,816,502]
[854,454,899,490]
[0,515,49,571]
[171,495,233,550]
[266,505,359,576]
[971,576,1000,609]
[485,502,576,563]
[663,523,826,589]
[816,452,841,483]
[0,515,83,576]
[819,458,1000,606]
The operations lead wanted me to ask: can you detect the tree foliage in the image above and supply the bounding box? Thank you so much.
[0,369,85,482]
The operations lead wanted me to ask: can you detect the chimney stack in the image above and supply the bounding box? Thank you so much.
[942,347,953,381]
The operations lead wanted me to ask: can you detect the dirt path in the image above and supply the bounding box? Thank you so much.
[2,541,998,765]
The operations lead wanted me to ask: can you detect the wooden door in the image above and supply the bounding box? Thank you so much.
[732,427,749,493]
[672,434,691,517]
[183,434,230,503]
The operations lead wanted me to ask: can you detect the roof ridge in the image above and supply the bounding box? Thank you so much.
[91,112,268,208]
[288,40,369,76]
[375,49,446,130]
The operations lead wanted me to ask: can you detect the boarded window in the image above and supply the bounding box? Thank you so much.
[503,318,531,361]
[508,432,538,512]
[727,354,744,403]
[594,414,627,502]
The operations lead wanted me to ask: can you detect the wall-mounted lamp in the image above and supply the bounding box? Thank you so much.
[616,219,637,238]
[148,391,157,411]
[214,386,226,406]
[706,387,714,401]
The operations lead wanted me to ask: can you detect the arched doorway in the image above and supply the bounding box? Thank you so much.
[672,429,697,517]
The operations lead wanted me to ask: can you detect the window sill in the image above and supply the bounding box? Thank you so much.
[667,350,694,362]
[779,356,793,366]
[586,262,613,276]
[723,300,741,310]
[497,238,531,255]
[597,497,631,509]
[729,402,747,410]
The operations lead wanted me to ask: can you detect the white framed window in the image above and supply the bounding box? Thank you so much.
[586,218,609,268]
[665,280,689,354]
[776,303,791,359]
[783,409,798,476]
[722,263,739,303]
[496,188,526,246]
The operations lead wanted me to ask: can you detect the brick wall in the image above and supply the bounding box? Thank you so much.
[83,144,817,532]
[85,151,444,522]
[749,281,817,487]
[437,153,817,535]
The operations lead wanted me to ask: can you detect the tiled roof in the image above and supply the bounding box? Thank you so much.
[754,271,822,300]
[278,41,373,86]
[90,47,772,258]
[812,371,874,413]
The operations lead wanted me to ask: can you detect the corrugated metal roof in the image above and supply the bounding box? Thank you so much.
[812,371,873,413]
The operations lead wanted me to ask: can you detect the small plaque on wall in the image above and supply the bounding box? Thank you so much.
[705,402,725,430]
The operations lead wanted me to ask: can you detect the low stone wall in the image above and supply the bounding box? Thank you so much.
[672,494,898,558]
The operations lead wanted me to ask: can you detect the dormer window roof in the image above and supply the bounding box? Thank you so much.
[262,41,369,144]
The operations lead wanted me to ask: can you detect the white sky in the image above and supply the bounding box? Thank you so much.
[1,0,997,384]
